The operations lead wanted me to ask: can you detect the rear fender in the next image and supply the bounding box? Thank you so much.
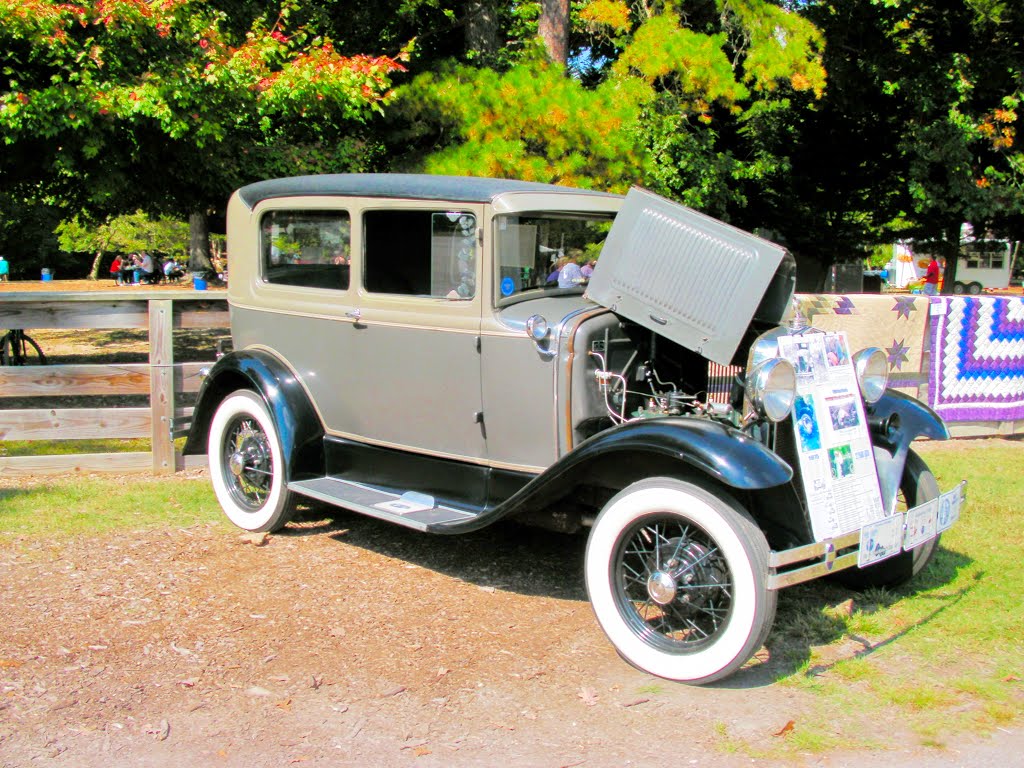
[183,349,324,480]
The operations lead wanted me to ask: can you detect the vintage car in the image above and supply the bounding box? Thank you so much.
[183,174,964,684]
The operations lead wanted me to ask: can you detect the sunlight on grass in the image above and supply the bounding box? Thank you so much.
[738,440,1024,761]
[0,476,224,541]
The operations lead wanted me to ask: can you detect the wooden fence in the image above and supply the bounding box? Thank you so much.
[0,292,228,477]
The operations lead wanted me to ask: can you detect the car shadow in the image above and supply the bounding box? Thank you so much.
[714,547,977,690]
[282,501,590,601]
[281,503,975,688]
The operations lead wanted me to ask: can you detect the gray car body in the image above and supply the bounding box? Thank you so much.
[185,173,947,549]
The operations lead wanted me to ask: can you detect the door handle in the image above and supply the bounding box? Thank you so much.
[345,309,362,321]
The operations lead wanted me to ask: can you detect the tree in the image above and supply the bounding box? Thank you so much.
[392,0,826,199]
[0,0,404,274]
[55,211,189,278]
[780,0,1024,291]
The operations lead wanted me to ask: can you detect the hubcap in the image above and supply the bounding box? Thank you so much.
[646,570,677,605]
[223,418,273,511]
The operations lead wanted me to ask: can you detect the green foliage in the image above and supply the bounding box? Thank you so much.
[0,0,404,226]
[393,56,652,190]
[396,0,827,197]
[55,212,189,259]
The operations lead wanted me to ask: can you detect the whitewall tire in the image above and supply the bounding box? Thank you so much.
[585,478,776,684]
[208,390,296,532]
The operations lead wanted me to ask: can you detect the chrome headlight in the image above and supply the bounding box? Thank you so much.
[852,347,889,404]
[745,358,796,422]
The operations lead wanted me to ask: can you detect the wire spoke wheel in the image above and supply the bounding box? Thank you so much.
[615,516,733,654]
[208,390,297,532]
[222,415,274,510]
[0,330,46,366]
[585,478,775,684]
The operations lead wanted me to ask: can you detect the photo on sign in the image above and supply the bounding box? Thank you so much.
[828,401,860,431]
[828,443,855,479]
[794,395,821,451]
[825,335,848,367]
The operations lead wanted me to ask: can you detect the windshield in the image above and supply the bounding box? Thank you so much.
[494,212,614,306]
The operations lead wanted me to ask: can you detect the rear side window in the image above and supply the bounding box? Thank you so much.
[261,210,351,290]
[364,209,477,299]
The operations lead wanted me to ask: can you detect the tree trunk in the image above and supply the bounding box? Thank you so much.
[89,250,104,281]
[939,220,962,295]
[538,0,569,67]
[188,211,214,276]
[467,1,499,55]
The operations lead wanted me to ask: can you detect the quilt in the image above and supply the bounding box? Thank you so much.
[929,296,1024,422]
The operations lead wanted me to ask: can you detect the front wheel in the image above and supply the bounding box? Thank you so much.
[585,478,776,684]
[208,390,297,532]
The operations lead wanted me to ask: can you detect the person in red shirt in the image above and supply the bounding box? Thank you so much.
[923,256,940,296]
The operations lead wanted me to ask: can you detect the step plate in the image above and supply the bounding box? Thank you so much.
[288,476,475,531]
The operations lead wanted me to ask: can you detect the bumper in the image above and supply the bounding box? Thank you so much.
[766,480,966,590]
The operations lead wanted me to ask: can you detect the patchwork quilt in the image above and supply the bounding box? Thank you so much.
[929,296,1024,422]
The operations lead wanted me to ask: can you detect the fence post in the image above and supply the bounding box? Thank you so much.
[149,299,175,474]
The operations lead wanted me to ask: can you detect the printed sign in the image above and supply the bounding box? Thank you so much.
[778,331,886,542]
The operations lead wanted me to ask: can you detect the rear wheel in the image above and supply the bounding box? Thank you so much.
[967,282,983,295]
[585,478,776,684]
[0,331,46,366]
[834,450,940,589]
[952,281,966,295]
[208,390,296,532]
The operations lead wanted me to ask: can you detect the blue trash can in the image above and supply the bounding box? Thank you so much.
[41,268,53,281]
[193,275,208,291]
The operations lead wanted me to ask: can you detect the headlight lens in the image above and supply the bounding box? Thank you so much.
[852,347,889,403]
[745,358,796,422]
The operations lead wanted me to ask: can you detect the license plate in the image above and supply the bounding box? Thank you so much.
[858,482,965,568]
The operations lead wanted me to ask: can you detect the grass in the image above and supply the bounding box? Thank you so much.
[759,440,1024,757]
[0,476,224,540]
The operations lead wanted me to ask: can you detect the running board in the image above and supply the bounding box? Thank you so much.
[288,476,477,532]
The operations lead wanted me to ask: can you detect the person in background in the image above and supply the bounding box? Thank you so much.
[0,254,9,282]
[923,255,941,296]
[163,257,185,283]
[135,251,156,284]
[110,255,123,285]
[557,249,585,288]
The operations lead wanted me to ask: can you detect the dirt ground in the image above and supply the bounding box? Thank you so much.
[0,468,1020,768]
[1,280,1022,766]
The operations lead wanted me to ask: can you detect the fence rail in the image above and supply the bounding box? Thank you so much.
[0,292,228,477]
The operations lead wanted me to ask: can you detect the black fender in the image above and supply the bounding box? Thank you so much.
[482,416,793,530]
[867,389,949,512]
[182,349,325,481]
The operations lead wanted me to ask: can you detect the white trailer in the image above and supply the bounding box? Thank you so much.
[952,238,1019,294]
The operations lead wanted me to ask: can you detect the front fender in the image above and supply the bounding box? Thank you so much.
[486,417,793,529]
[183,349,324,481]
[868,389,949,513]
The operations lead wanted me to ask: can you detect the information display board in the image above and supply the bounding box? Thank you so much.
[777,331,886,542]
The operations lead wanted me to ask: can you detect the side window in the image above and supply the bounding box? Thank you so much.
[364,209,476,298]
[261,210,351,290]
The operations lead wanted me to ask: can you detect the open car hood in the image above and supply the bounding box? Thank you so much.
[587,187,795,366]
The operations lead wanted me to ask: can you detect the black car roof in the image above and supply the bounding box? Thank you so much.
[236,174,620,210]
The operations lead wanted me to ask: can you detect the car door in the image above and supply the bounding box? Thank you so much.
[334,202,487,480]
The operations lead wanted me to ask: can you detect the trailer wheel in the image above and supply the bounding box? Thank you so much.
[967,282,983,295]
[585,478,776,684]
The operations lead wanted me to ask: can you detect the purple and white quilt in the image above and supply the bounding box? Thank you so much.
[929,296,1024,422]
